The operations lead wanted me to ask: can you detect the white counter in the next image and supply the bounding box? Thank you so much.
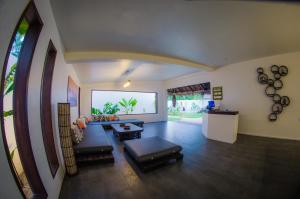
[202,111,239,144]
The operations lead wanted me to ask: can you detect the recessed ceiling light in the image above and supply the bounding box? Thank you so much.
[123,80,131,88]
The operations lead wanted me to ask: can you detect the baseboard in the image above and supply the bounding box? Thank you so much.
[238,131,300,141]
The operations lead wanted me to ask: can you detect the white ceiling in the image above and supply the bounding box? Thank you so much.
[50,0,300,82]
[72,60,199,83]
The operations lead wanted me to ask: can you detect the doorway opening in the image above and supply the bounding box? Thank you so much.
[167,83,211,124]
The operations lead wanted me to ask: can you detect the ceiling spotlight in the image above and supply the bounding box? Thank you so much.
[123,80,131,88]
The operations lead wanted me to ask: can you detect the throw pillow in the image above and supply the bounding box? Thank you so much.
[76,117,86,129]
[71,125,83,144]
[100,115,105,121]
[108,115,114,121]
[85,116,92,123]
[113,115,119,121]
[92,115,98,121]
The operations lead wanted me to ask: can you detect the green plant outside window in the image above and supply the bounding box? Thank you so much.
[3,18,33,198]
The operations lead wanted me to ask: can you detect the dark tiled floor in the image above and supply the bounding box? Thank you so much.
[59,122,300,199]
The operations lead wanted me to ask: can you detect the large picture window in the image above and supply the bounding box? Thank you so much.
[91,90,157,115]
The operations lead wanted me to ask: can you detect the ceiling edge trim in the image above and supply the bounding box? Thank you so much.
[64,51,215,71]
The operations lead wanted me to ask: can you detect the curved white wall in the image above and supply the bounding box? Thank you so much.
[165,51,300,140]
[0,0,80,198]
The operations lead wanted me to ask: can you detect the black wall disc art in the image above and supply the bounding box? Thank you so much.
[267,79,274,86]
[258,73,268,84]
[269,113,277,121]
[257,65,290,121]
[273,94,281,103]
[274,73,281,80]
[265,86,276,97]
[280,96,290,107]
[257,67,264,74]
[279,65,288,76]
[271,65,279,74]
[273,80,283,90]
[272,103,283,114]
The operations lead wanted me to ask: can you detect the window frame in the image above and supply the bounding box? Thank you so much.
[40,40,59,178]
[0,2,47,198]
[91,89,158,115]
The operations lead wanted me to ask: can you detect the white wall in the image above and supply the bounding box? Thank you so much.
[81,81,167,123]
[165,51,300,140]
[0,0,80,198]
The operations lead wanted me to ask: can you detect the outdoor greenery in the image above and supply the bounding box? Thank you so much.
[4,19,29,118]
[4,63,16,96]
[11,19,29,57]
[4,110,13,117]
[167,93,203,101]
[92,97,138,115]
[91,107,102,115]
[103,102,120,114]
[168,112,203,121]
[168,106,180,115]
[191,102,201,112]
[167,94,204,122]
[119,97,137,114]
[2,19,30,193]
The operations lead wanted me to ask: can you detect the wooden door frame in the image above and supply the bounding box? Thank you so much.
[40,40,59,178]
[0,2,47,198]
[78,87,81,117]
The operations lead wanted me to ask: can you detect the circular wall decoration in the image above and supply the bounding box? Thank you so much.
[273,80,283,90]
[272,103,283,114]
[269,113,277,121]
[257,65,289,122]
[274,73,281,80]
[265,86,276,97]
[271,65,279,74]
[280,96,290,107]
[258,73,268,84]
[267,79,274,86]
[257,67,264,74]
[273,79,283,90]
[279,65,288,76]
[273,94,281,103]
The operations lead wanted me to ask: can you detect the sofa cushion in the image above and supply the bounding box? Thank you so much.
[88,119,144,127]
[71,125,83,144]
[124,136,182,163]
[73,124,113,154]
[92,114,119,122]
[76,117,87,129]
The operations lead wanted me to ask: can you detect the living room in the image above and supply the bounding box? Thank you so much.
[1,1,300,199]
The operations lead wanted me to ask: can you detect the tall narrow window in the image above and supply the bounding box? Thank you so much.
[40,40,59,177]
[2,17,32,198]
[0,2,47,198]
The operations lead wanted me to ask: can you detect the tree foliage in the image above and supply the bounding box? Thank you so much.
[119,97,137,114]
[11,19,29,57]
[102,102,120,114]
[91,107,102,115]
[167,93,203,101]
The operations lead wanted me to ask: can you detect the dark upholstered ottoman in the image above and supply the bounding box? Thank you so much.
[124,136,183,171]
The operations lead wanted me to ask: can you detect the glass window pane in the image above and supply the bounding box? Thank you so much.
[91,90,157,115]
[3,18,33,199]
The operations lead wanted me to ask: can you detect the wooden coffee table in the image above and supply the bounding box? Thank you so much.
[111,123,143,141]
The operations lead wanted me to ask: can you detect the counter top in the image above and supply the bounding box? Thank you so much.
[206,110,239,115]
